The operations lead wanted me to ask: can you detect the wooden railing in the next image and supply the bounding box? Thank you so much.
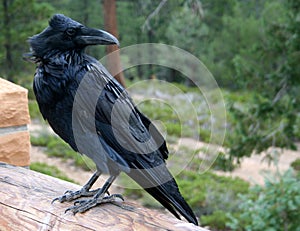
[0,164,207,231]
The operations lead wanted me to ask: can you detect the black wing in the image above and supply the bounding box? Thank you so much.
[73,61,168,166]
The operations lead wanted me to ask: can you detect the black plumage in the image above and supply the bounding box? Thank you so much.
[26,14,198,225]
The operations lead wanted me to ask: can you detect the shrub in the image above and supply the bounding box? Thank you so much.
[227,169,300,231]
[291,158,300,171]
[201,210,229,230]
[211,151,237,172]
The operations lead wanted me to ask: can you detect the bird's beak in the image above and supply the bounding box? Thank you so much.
[76,28,120,47]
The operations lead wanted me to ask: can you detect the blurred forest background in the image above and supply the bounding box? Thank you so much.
[1,0,300,230]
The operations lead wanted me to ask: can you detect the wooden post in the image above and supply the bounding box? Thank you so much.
[0,78,30,166]
[0,164,207,231]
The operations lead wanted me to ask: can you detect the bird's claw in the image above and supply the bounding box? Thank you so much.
[52,188,99,204]
[51,190,78,204]
[64,194,124,214]
[51,197,60,204]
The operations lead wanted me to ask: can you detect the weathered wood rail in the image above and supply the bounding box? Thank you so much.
[0,164,207,231]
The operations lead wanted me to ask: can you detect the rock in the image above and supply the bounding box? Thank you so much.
[0,78,30,166]
[0,78,30,127]
[0,131,30,166]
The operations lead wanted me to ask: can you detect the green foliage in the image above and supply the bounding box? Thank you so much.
[28,100,43,121]
[30,162,77,183]
[226,93,298,162]
[166,2,206,54]
[211,152,236,172]
[198,129,210,143]
[0,0,54,82]
[30,132,55,147]
[227,169,300,231]
[291,158,300,171]
[223,0,300,162]
[201,210,229,230]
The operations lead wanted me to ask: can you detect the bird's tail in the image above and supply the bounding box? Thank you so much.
[145,178,198,225]
[127,162,198,226]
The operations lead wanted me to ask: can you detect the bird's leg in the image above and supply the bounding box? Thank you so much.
[52,170,102,203]
[65,174,123,214]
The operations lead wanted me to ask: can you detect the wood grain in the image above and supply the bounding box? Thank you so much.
[0,163,207,231]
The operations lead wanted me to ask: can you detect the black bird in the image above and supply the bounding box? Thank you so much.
[26,14,198,225]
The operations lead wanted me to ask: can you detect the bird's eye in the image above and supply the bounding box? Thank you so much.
[66,28,76,37]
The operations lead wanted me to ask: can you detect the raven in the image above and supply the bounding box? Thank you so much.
[26,14,198,225]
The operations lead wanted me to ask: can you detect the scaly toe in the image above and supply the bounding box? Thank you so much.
[64,193,125,214]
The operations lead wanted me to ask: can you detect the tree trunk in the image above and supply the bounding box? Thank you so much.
[103,0,126,87]
[147,30,154,79]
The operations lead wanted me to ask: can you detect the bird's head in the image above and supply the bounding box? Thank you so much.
[28,14,119,59]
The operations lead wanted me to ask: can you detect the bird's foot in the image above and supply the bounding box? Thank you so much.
[65,194,124,214]
[52,187,101,204]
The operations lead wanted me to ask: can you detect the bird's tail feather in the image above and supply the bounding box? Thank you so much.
[145,179,198,225]
[128,162,198,225]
